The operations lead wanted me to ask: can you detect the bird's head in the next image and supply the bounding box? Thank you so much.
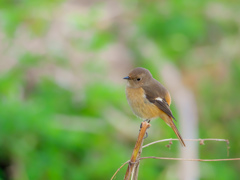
[123,67,152,88]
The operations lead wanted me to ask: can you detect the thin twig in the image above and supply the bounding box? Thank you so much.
[140,156,240,162]
[142,138,229,148]
[111,160,130,180]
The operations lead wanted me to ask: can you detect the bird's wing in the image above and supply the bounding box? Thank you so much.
[143,84,176,121]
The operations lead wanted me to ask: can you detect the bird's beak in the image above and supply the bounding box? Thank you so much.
[123,76,130,80]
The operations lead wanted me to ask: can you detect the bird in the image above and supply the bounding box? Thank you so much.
[123,67,185,147]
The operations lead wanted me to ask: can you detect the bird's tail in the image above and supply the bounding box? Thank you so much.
[168,117,186,147]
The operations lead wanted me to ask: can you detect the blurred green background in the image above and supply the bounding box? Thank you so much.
[0,0,240,180]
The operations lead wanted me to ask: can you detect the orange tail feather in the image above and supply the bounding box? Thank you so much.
[168,118,186,147]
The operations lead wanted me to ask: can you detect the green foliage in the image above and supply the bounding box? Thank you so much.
[0,63,127,180]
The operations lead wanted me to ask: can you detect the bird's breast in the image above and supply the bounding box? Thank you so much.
[126,87,162,120]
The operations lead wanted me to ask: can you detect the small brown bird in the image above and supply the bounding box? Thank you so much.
[124,67,185,146]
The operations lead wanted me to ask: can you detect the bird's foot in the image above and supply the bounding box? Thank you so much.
[143,119,151,123]
[143,131,148,139]
[140,119,150,129]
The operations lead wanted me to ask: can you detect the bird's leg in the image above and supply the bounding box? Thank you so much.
[141,119,150,139]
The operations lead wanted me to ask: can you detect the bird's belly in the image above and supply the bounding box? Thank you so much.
[126,87,161,120]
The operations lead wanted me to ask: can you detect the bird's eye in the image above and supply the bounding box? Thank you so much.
[137,78,141,81]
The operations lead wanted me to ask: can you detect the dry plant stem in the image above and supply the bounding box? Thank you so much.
[111,157,240,180]
[124,121,150,180]
[132,140,143,180]
[111,138,239,180]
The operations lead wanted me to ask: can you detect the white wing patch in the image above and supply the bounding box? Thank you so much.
[155,97,163,102]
